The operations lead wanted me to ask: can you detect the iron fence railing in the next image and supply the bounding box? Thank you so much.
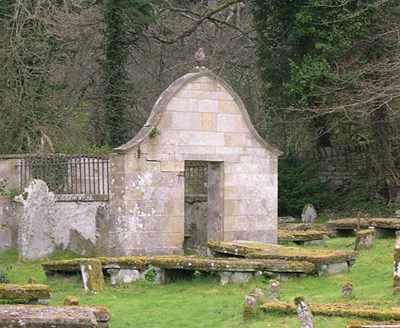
[184,161,208,196]
[17,153,109,195]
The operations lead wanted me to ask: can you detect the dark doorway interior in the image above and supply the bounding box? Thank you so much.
[183,161,223,255]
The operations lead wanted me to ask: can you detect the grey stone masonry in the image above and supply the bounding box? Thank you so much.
[107,69,281,256]
[15,180,56,261]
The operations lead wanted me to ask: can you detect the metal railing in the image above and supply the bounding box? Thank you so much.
[18,154,110,195]
[184,161,208,196]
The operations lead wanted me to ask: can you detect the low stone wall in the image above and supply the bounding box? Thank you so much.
[54,195,110,257]
[0,196,17,251]
[300,145,376,190]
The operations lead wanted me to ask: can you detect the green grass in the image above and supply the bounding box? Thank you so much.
[0,238,399,327]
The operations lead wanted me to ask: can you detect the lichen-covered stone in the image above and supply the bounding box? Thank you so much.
[80,259,105,293]
[278,230,327,243]
[0,284,51,300]
[42,256,150,275]
[208,240,357,266]
[243,294,257,320]
[0,304,99,327]
[346,321,400,327]
[355,230,375,250]
[149,255,315,274]
[261,300,400,320]
[64,295,79,306]
[326,218,370,229]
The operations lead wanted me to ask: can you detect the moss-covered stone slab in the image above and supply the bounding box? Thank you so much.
[261,301,400,321]
[0,304,110,327]
[208,240,356,275]
[278,230,327,243]
[80,259,105,293]
[327,218,370,229]
[327,218,400,238]
[42,256,149,275]
[369,218,400,237]
[347,321,400,328]
[0,284,51,300]
[149,256,315,274]
[369,218,400,228]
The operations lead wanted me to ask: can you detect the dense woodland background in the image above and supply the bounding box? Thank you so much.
[0,0,399,215]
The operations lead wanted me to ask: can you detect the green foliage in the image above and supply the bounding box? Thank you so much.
[101,0,159,148]
[278,155,333,217]
[0,265,11,283]
[1,238,398,327]
[0,179,19,199]
[252,0,395,109]
[144,264,156,282]
[252,0,399,150]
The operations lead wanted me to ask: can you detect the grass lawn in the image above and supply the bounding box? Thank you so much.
[1,237,399,327]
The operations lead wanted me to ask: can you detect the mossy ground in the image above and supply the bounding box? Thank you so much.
[0,238,399,327]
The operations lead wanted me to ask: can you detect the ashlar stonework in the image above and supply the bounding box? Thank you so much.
[107,69,281,256]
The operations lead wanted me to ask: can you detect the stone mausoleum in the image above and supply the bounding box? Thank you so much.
[107,69,281,256]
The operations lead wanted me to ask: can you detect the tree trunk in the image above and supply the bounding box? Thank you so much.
[372,104,400,204]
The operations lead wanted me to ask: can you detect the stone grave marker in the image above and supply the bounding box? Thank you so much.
[15,179,55,261]
[302,204,317,224]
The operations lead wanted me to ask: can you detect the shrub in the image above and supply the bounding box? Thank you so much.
[278,156,333,217]
[0,265,12,283]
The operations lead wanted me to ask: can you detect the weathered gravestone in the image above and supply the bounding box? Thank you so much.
[302,204,317,224]
[15,179,56,261]
[80,259,105,293]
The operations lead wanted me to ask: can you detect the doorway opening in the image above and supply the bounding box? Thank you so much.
[183,161,223,255]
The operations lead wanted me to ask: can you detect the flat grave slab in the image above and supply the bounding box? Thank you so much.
[261,300,400,321]
[42,254,316,286]
[208,240,357,275]
[0,304,110,327]
[0,284,51,304]
[327,218,400,238]
[278,229,327,245]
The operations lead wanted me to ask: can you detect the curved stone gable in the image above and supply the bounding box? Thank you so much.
[114,70,281,156]
[108,70,279,256]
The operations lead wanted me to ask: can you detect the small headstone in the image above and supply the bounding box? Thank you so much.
[242,294,257,320]
[80,259,105,293]
[342,282,353,298]
[355,229,375,251]
[64,296,79,306]
[27,277,38,284]
[268,279,280,301]
[294,297,314,328]
[301,204,317,224]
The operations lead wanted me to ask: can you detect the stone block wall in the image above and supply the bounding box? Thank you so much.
[301,145,374,189]
[108,70,280,256]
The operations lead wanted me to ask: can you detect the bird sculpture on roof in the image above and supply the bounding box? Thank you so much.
[195,48,205,67]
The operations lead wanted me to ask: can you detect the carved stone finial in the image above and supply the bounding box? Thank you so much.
[195,48,205,67]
